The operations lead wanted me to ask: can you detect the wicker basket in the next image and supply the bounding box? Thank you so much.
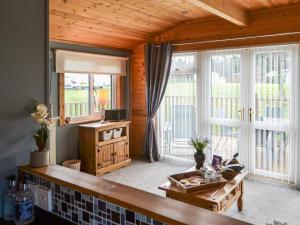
[112,128,123,138]
[63,160,81,171]
[99,130,113,141]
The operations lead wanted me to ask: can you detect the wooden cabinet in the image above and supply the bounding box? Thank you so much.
[79,121,131,176]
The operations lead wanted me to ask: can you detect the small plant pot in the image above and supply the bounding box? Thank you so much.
[30,149,50,168]
[194,151,206,169]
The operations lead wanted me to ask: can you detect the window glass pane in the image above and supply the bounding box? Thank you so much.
[64,73,89,117]
[94,75,112,112]
[159,53,197,161]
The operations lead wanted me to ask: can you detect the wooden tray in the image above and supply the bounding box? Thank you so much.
[168,170,227,194]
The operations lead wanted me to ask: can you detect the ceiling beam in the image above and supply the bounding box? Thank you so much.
[187,0,247,26]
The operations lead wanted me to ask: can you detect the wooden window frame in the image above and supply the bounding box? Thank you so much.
[59,73,124,126]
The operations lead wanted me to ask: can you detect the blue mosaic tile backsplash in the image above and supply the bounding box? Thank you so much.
[24,173,167,225]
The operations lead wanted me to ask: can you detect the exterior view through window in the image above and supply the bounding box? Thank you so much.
[64,73,112,118]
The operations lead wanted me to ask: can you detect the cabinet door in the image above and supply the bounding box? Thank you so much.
[114,140,129,163]
[97,144,114,168]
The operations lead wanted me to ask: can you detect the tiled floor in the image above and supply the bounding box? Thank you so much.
[103,159,300,225]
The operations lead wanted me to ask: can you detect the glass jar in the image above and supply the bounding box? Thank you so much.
[2,175,18,221]
[14,182,35,225]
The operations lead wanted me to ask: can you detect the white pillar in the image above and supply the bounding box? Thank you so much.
[47,118,59,164]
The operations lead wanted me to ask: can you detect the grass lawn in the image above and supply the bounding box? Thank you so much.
[65,89,89,103]
[165,82,289,98]
[65,88,111,103]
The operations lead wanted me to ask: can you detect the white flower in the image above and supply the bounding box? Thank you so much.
[31,104,49,124]
[36,104,48,118]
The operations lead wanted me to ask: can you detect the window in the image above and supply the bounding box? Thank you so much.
[60,73,115,124]
[55,49,128,126]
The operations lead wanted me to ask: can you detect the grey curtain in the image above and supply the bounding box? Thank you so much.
[144,42,174,162]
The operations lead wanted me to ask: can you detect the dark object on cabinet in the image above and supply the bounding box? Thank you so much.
[105,109,126,121]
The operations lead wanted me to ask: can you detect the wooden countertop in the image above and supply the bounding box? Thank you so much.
[19,165,251,225]
[78,121,130,129]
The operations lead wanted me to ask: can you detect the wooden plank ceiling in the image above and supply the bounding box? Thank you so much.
[49,0,300,50]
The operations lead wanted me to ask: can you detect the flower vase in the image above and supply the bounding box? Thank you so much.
[30,149,49,168]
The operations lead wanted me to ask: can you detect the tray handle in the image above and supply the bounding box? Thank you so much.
[167,176,187,193]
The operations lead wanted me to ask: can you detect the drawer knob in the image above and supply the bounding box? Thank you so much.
[126,154,128,157]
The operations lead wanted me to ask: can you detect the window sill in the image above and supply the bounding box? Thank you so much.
[61,116,102,127]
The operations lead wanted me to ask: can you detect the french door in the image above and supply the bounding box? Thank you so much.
[204,45,296,181]
[248,46,295,180]
[203,50,246,165]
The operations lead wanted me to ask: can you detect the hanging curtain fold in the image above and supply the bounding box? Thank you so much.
[144,42,174,162]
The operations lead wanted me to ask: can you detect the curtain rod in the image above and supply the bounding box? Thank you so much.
[161,31,300,46]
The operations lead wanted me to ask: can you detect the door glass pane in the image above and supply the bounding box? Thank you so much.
[254,48,292,178]
[159,53,197,161]
[211,125,240,160]
[255,51,291,123]
[211,54,241,119]
[64,73,89,117]
[255,129,290,175]
[210,53,241,158]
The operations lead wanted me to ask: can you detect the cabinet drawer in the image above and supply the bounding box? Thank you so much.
[221,193,234,208]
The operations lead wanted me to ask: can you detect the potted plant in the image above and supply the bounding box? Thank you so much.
[189,137,209,169]
[30,100,52,168]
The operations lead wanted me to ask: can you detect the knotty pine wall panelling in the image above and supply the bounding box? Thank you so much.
[130,45,146,156]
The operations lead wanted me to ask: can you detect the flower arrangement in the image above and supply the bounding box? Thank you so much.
[31,99,52,152]
[189,137,209,154]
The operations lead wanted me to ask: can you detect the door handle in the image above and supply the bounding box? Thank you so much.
[249,107,254,123]
[238,108,244,122]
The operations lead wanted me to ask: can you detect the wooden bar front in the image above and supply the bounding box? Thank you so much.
[19,165,252,225]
